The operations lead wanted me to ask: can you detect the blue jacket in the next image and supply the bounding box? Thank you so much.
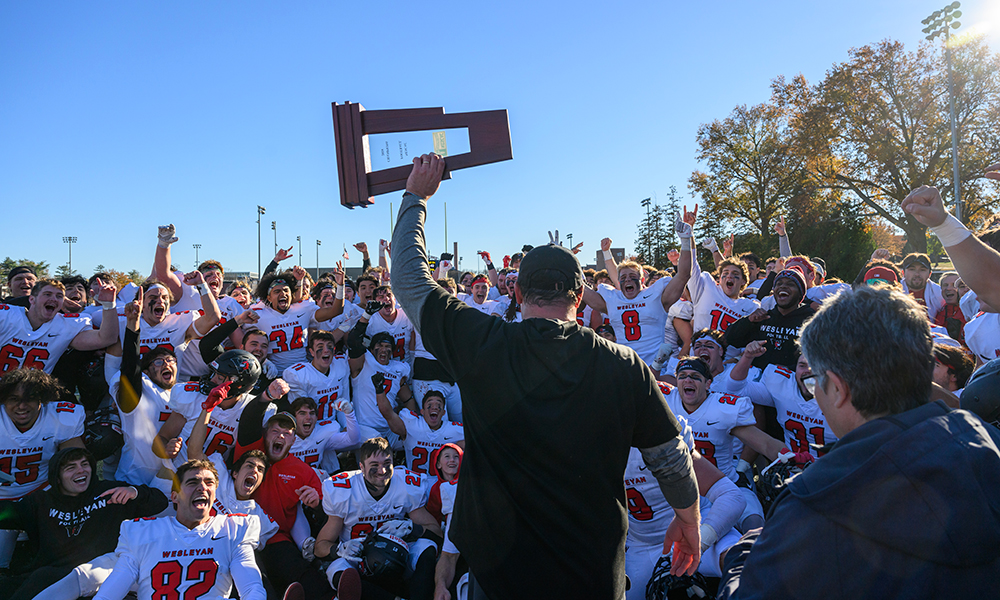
[719,400,1000,599]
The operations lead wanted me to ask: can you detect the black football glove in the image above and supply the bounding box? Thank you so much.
[365,300,386,316]
[371,373,386,394]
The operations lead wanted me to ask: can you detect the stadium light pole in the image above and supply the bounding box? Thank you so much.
[297,236,302,265]
[192,243,201,268]
[316,240,322,278]
[271,221,277,255]
[922,2,963,221]
[62,237,77,274]
[256,206,266,277]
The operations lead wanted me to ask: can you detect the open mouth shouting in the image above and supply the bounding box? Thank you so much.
[191,491,211,511]
[240,472,259,496]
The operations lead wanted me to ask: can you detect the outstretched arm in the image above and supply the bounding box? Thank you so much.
[774,216,792,258]
[71,278,119,350]
[903,182,1000,308]
[661,207,696,310]
[153,225,185,299]
[600,238,620,288]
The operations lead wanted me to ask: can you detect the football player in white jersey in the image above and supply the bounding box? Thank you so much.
[581,212,694,365]
[460,275,497,315]
[377,389,464,474]
[0,368,86,566]
[315,437,442,600]
[721,341,837,461]
[288,396,359,475]
[118,276,221,369]
[186,412,278,545]
[665,357,787,532]
[348,312,415,447]
[687,254,759,340]
[366,286,416,364]
[104,288,178,486]
[249,269,344,372]
[412,280,464,422]
[0,278,120,377]
[154,350,279,468]
[624,418,745,599]
[92,459,267,600]
[964,296,1000,366]
[283,331,351,422]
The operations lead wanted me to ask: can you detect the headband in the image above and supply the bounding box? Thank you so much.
[147,284,169,295]
[675,357,713,380]
[471,275,489,286]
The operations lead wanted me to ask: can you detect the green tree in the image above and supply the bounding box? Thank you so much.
[0,257,51,282]
[55,263,77,279]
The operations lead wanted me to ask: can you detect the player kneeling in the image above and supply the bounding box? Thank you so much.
[93,459,266,600]
[625,413,746,600]
[315,437,442,600]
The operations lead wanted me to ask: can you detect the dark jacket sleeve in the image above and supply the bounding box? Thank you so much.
[199,318,240,364]
[119,327,144,410]
[237,396,270,447]
[127,484,169,518]
[723,315,759,349]
[755,270,778,300]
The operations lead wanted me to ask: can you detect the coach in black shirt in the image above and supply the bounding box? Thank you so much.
[391,154,700,600]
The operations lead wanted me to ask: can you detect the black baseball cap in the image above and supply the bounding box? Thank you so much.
[518,244,584,292]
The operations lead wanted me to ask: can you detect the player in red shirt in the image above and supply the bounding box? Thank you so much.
[235,409,332,599]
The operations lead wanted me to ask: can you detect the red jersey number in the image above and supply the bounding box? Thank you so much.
[626,487,654,521]
[621,310,641,342]
[694,440,717,466]
[709,310,738,332]
[150,558,219,600]
[0,345,50,375]
[0,452,43,487]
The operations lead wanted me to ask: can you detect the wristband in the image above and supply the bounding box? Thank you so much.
[336,285,345,300]
[128,486,138,498]
[602,250,613,262]
[195,284,210,297]
[485,262,495,271]
[699,523,719,553]
[681,237,693,252]
[101,298,116,310]
[931,213,972,247]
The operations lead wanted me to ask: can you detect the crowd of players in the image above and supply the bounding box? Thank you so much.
[0,193,997,600]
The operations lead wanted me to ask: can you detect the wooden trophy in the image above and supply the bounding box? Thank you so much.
[332,102,512,208]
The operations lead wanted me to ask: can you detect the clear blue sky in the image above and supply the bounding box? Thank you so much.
[2,1,998,277]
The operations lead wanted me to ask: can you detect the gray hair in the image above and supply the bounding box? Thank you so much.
[798,286,933,418]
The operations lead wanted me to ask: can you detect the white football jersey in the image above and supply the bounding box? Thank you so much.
[728,365,837,458]
[596,277,672,365]
[176,295,244,380]
[965,312,1000,363]
[0,305,91,375]
[110,371,173,486]
[489,301,521,322]
[290,414,359,472]
[105,514,264,600]
[283,360,351,421]
[0,400,84,499]
[168,382,275,467]
[206,454,278,545]
[316,301,365,333]
[665,389,755,481]
[248,301,321,372]
[663,299,694,351]
[624,415,696,544]
[687,263,759,334]
[322,469,429,543]
[462,297,498,315]
[117,311,197,360]
[398,410,464,474]
[366,309,415,363]
[352,353,410,434]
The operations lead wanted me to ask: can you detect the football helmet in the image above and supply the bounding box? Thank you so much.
[961,358,1000,428]
[645,554,710,600]
[83,399,124,461]
[359,532,408,581]
[198,349,261,398]
[756,460,807,515]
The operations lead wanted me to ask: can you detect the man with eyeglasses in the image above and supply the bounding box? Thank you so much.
[104,290,179,487]
[718,285,1000,599]
[664,356,788,533]
[581,211,695,366]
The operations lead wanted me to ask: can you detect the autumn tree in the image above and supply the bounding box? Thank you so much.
[776,38,1000,253]
[689,102,810,237]
[0,258,50,282]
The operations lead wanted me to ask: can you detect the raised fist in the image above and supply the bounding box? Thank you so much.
[158,224,178,248]
[371,373,386,394]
